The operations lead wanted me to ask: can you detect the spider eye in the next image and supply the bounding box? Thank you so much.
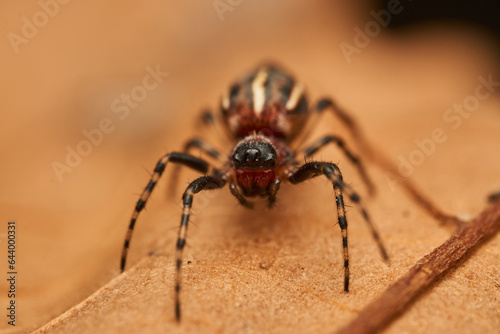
[233,142,277,169]
[243,148,261,163]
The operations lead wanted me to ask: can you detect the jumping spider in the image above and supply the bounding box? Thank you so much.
[120,63,389,321]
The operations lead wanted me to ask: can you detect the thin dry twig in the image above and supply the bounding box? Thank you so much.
[336,200,500,334]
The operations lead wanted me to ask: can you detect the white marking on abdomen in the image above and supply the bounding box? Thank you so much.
[285,83,304,111]
[222,91,230,110]
[252,68,269,116]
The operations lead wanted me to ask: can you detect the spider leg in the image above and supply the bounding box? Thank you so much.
[300,135,375,195]
[199,108,233,144]
[292,98,364,154]
[189,108,229,155]
[175,175,227,321]
[307,98,459,226]
[183,138,222,160]
[489,190,500,203]
[288,162,389,291]
[315,98,359,133]
[168,137,223,195]
[120,152,210,273]
[229,183,254,209]
[200,108,215,127]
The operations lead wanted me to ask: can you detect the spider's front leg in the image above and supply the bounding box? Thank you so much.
[120,152,211,273]
[175,175,227,321]
[287,162,389,291]
[168,137,223,195]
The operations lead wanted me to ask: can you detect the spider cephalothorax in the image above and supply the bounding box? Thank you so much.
[120,63,389,321]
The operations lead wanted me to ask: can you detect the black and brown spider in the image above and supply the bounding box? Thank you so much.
[120,63,389,321]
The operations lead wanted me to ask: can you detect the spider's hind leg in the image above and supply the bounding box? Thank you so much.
[313,97,460,226]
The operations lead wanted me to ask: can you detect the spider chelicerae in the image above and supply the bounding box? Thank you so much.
[120,63,389,321]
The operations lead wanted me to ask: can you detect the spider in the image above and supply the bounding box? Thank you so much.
[120,63,389,321]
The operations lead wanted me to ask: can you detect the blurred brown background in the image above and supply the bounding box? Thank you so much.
[0,1,499,333]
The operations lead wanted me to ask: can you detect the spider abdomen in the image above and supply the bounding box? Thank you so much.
[221,64,309,142]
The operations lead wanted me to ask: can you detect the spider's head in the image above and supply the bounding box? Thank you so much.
[232,138,278,197]
[232,141,277,169]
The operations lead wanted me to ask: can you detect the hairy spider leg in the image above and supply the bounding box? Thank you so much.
[307,98,458,225]
[300,134,375,195]
[489,191,500,203]
[290,98,358,150]
[288,162,351,291]
[168,136,223,195]
[175,175,227,321]
[120,152,210,273]
[288,162,389,291]
[200,107,234,145]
